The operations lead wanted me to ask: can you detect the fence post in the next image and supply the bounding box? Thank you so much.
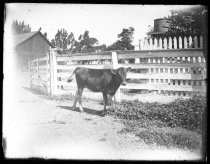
[145,38,149,50]
[149,38,153,50]
[36,58,39,86]
[164,37,167,49]
[112,51,121,102]
[200,35,203,48]
[29,60,32,88]
[179,36,182,49]
[139,39,142,50]
[49,48,58,95]
[46,52,51,94]
[154,38,157,49]
[194,36,198,48]
[159,38,163,49]
[174,37,177,49]
[184,36,188,49]
[169,37,172,49]
[189,36,192,48]
[135,58,140,63]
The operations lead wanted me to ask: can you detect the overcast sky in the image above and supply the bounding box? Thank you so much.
[5,3,195,46]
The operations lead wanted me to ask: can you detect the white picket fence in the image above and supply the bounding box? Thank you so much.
[30,47,206,102]
[140,35,203,50]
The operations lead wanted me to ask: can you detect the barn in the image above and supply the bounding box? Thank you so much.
[13,31,52,71]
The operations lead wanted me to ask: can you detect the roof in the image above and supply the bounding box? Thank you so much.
[154,18,165,21]
[13,31,53,47]
[147,31,167,35]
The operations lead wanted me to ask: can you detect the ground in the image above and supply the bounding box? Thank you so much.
[3,73,201,160]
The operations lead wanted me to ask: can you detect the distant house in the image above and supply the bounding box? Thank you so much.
[13,31,52,71]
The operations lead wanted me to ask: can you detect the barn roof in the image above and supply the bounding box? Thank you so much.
[13,31,53,47]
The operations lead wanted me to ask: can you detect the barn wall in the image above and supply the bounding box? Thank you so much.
[16,34,51,71]
[31,34,51,59]
[16,34,51,60]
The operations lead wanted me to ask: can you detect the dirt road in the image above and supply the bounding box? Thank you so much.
[3,77,201,160]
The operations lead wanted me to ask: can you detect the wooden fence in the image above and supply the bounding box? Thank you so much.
[30,48,206,102]
[30,54,50,94]
[140,35,203,50]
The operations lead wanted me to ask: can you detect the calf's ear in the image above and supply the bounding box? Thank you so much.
[126,67,132,72]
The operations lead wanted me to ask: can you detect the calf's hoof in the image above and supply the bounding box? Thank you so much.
[79,107,84,113]
[102,110,107,115]
[71,106,76,110]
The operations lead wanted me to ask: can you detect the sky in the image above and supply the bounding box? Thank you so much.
[5,3,196,46]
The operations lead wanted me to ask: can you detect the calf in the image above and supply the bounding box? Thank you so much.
[67,67,131,113]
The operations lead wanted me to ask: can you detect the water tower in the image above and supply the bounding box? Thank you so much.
[147,18,169,36]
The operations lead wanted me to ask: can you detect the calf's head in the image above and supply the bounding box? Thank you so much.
[111,67,131,86]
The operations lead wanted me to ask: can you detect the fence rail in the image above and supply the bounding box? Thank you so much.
[30,48,206,102]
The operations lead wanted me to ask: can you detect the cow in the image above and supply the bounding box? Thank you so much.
[67,67,131,113]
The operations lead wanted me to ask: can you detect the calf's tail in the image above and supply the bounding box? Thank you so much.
[67,67,78,82]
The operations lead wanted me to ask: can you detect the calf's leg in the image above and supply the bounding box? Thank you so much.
[112,95,116,110]
[72,90,79,110]
[78,88,84,112]
[102,91,107,112]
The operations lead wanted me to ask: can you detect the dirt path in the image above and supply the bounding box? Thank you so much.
[3,82,201,160]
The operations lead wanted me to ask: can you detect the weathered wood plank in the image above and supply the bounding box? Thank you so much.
[118,63,206,69]
[127,72,204,80]
[121,83,206,92]
[57,64,113,70]
[56,54,112,61]
[38,65,48,69]
[38,56,48,62]
[117,49,203,59]
[38,69,48,74]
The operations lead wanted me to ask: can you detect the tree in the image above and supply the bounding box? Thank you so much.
[11,20,31,35]
[51,28,75,54]
[106,27,135,51]
[106,40,122,51]
[164,6,206,37]
[94,44,107,52]
[73,31,100,53]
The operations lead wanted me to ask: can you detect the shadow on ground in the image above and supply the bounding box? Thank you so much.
[22,87,46,96]
[57,105,105,117]
[22,86,105,117]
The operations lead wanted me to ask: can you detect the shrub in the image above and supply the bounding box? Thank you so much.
[107,95,206,133]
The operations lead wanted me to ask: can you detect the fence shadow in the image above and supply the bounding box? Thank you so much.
[56,105,105,117]
[22,87,46,96]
